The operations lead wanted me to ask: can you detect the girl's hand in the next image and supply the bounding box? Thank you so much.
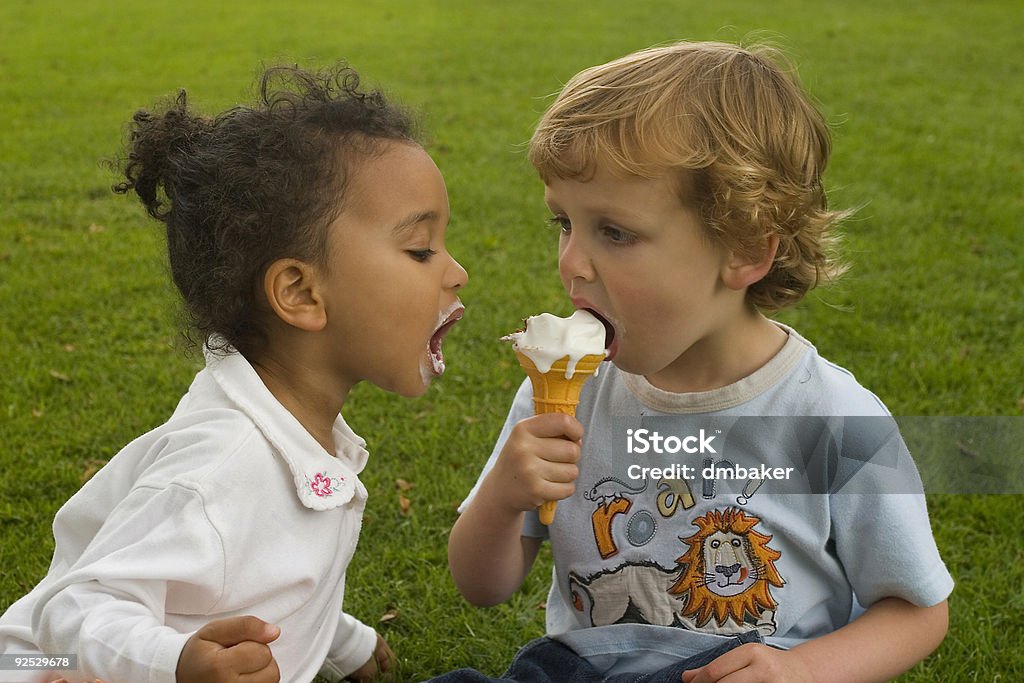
[681,643,812,683]
[487,413,583,513]
[176,615,281,683]
[346,631,396,681]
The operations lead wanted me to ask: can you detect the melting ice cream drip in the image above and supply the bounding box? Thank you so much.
[504,310,607,378]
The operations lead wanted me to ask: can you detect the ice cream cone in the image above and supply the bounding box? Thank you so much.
[516,350,604,524]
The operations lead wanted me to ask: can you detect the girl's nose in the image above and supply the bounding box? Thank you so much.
[447,253,469,290]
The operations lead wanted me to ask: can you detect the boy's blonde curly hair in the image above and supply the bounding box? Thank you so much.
[528,41,848,311]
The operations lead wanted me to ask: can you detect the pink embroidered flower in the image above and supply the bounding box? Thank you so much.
[310,472,333,497]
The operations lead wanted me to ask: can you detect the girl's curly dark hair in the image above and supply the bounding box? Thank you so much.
[113,64,418,357]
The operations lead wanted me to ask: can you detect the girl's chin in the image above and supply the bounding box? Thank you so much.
[411,358,439,392]
[375,361,434,399]
[396,376,432,399]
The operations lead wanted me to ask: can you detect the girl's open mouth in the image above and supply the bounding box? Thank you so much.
[428,301,465,375]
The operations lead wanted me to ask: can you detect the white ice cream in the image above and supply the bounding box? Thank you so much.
[504,310,607,378]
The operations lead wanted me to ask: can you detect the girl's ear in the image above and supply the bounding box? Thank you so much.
[262,258,327,332]
[721,234,780,291]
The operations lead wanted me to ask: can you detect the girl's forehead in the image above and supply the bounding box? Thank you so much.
[328,141,448,237]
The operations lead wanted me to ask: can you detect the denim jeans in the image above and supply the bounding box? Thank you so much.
[424,625,765,683]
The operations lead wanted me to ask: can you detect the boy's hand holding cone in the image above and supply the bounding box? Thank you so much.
[505,311,607,524]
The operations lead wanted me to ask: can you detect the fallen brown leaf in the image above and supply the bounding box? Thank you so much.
[395,478,414,492]
[379,607,400,623]
[398,494,412,516]
[957,441,980,459]
[49,369,71,382]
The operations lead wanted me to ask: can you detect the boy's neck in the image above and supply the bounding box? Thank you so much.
[645,309,787,394]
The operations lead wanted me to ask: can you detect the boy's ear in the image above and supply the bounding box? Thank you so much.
[262,258,327,332]
[721,234,780,291]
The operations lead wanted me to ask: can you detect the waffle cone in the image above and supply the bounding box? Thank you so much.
[515,351,604,524]
[515,352,604,415]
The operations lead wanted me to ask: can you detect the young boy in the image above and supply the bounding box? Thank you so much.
[444,41,952,682]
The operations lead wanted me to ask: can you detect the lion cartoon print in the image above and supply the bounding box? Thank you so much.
[565,507,785,635]
[568,562,682,627]
[669,507,784,635]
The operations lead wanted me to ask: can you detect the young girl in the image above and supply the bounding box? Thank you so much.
[0,64,467,682]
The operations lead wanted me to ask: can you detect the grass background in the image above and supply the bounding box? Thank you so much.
[1,0,1021,680]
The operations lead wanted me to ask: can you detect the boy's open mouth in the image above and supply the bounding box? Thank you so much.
[428,302,465,375]
[584,308,616,358]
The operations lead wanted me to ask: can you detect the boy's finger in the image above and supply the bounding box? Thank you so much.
[682,646,750,683]
[541,438,581,465]
[526,413,585,441]
[196,615,280,647]
[543,461,580,484]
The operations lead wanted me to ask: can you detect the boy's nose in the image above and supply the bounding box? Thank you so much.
[558,233,595,283]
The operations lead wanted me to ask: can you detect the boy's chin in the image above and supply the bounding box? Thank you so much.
[606,353,643,376]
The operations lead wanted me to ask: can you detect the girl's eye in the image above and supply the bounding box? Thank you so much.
[408,249,437,262]
[546,216,572,234]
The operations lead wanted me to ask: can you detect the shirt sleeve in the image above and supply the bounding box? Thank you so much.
[32,484,225,683]
[829,418,955,608]
[318,611,377,680]
[458,379,547,538]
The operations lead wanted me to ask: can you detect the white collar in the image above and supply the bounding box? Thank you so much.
[203,344,368,511]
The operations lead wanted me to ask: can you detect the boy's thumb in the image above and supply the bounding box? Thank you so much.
[197,615,281,647]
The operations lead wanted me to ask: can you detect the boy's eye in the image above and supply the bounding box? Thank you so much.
[407,249,437,262]
[547,216,572,234]
[602,225,636,245]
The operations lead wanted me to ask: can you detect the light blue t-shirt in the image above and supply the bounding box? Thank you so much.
[466,326,953,665]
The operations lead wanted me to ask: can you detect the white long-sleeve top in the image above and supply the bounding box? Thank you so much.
[0,348,377,682]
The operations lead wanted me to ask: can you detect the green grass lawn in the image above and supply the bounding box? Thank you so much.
[2,1,1021,680]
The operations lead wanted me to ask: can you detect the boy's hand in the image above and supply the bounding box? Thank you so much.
[488,413,583,513]
[345,631,396,681]
[681,643,812,683]
[176,615,281,683]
